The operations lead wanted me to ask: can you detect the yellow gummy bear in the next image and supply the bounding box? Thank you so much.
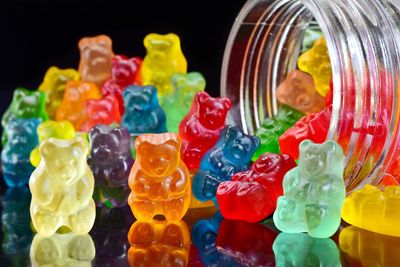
[29,137,96,237]
[298,38,331,97]
[30,233,95,266]
[30,120,76,167]
[141,33,187,99]
[341,184,400,237]
[39,67,80,119]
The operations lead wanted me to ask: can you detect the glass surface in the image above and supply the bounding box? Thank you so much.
[1,184,400,266]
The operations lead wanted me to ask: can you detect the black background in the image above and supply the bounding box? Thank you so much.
[0,0,245,116]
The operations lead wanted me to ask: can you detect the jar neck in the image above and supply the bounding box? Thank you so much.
[221,0,400,191]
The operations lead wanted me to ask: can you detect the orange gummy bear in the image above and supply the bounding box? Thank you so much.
[55,81,101,130]
[128,133,191,221]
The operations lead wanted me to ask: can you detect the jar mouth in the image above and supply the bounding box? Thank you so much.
[221,0,400,192]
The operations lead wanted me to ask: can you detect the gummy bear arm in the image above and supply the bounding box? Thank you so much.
[169,165,190,194]
[75,170,95,204]
[282,168,300,194]
[30,171,55,206]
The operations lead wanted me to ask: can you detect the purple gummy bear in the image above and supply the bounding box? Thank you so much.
[88,125,134,207]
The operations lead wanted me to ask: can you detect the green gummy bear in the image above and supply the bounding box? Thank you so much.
[162,72,206,133]
[273,139,345,238]
[273,232,341,267]
[252,105,303,161]
[302,21,323,53]
[2,88,48,146]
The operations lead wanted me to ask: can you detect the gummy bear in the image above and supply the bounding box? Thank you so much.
[2,187,33,256]
[1,118,40,187]
[30,233,95,266]
[298,37,332,96]
[2,88,48,145]
[279,106,331,160]
[30,120,76,167]
[162,72,206,133]
[29,137,96,236]
[340,226,400,267]
[217,153,296,222]
[273,139,345,238]
[128,219,190,267]
[179,91,231,171]
[88,125,134,207]
[273,233,341,266]
[141,33,187,99]
[122,85,167,134]
[78,34,114,87]
[252,105,303,161]
[192,126,260,203]
[39,66,80,118]
[276,70,325,113]
[341,184,400,237]
[55,80,101,130]
[128,133,191,221]
[216,219,278,266]
[81,95,122,132]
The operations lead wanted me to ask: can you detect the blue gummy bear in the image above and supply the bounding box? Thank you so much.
[1,118,40,187]
[192,125,260,203]
[121,85,167,134]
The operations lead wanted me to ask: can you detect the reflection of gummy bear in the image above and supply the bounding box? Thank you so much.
[276,70,325,113]
[162,72,206,133]
[340,226,400,267]
[273,140,345,238]
[55,81,101,130]
[298,38,332,96]
[341,185,400,237]
[216,219,277,266]
[141,33,187,98]
[217,153,296,222]
[252,105,303,161]
[192,126,259,203]
[78,34,114,87]
[39,66,80,118]
[30,233,95,266]
[1,88,47,145]
[30,120,76,167]
[273,233,341,266]
[179,92,231,171]
[279,106,331,160]
[29,138,96,236]
[81,95,122,132]
[1,118,40,187]
[88,125,134,207]
[2,187,33,256]
[128,133,191,221]
[122,85,167,134]
[128,219,190,267]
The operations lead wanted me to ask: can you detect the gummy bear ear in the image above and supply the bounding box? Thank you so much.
[222,98,232,110]
[325,140,339,153]
[225,126,238,139]
[252,136,260,149]
[39,140,57,157]
[89,126,101,140]
[72,139,89,156]
[299,139,313,152]
[171,73,186,89]
[196,92,209,104]
[14,88,25,101]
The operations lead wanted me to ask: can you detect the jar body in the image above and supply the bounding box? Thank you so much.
[221,0,400,192]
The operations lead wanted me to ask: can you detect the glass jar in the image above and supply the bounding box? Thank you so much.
[221,0,400,192]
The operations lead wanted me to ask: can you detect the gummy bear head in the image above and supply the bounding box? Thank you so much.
[6,118,40,148]
[171,72,206,106]
[298,139,344,178]
[11,88,47,119]
[89,125,131,164]
[144,33,181,61]
[252,153,294,175]
[123,85,159,114]
[195,92,231,130]
[63,81,100,105]
[221,126,260,164]
[135,133,181,177]
[111,55,142,86]
[79,35,113,73]
[37,120,75,143]
[39,66,80,93]
[39,138,89,183]
[83,95,121,128]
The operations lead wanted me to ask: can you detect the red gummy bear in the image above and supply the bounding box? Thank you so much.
[279,106,332,160]
[101,55,142,115]
[179,92,231,171]
[216,153,296,222]
[80,95,122,132]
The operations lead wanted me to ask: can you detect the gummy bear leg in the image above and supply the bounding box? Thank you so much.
[69,200,96,234]
[32,208,60,237]
[69,234,95,261]
[162,198,185,221]
[273,196,306,233]
[130,199,157,221]
[305,204,340,238]
[31,235,61,265]
[127,221,155,245]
